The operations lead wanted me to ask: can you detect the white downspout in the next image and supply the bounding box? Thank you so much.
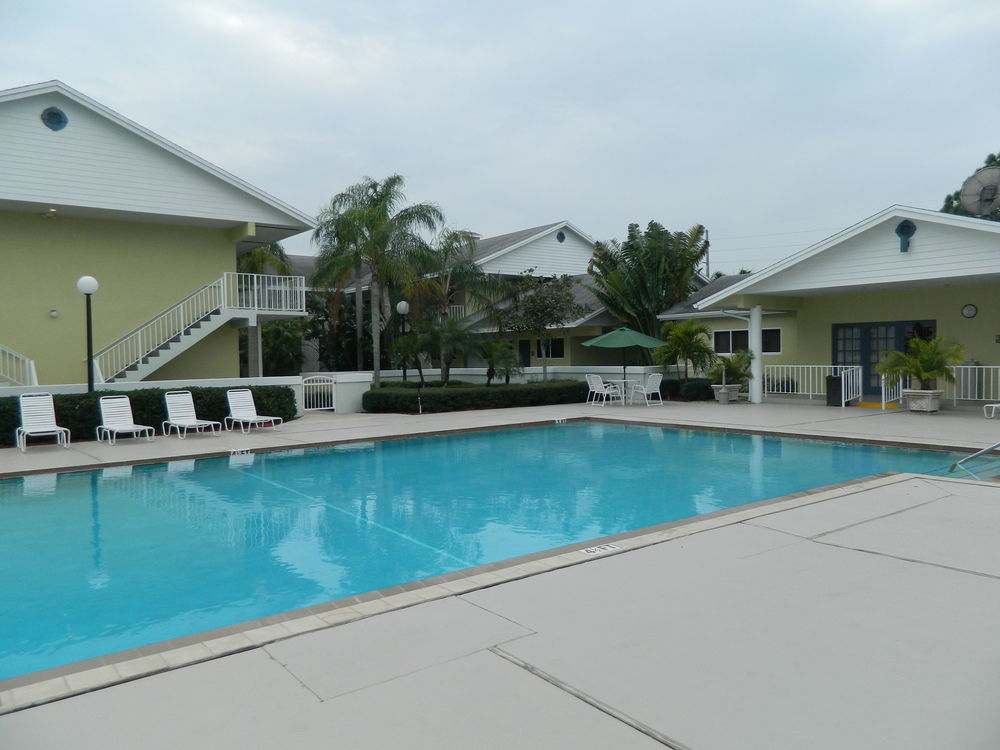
[749,304,763,403]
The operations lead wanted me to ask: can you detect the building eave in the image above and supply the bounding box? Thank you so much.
[694,205,1000,309]
[0,80,316,232]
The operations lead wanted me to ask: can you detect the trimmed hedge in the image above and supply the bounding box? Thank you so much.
[0,386,297,448]
[679,378,714,401]
[378,379,475,389]
[363,380,589,413]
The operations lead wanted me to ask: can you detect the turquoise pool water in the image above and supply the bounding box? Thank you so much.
[0,422,960,680]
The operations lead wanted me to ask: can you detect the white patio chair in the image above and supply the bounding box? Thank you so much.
[983,403,1000,419]
[225,389,283,433]
[585,374,621,406]
[162,390,222,438]
[15,392,71,452]
[96,395,155,445]
[631,373,664,406]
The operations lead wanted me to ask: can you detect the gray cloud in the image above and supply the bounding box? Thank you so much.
[2,0,998,272]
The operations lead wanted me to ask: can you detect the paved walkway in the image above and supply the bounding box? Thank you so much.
[3,401,1000,748]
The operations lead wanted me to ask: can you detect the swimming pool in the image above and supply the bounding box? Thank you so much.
[0,422,961,680]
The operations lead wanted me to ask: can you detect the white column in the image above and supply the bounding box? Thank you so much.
[749,304,763,403]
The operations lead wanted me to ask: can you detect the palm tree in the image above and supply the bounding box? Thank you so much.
[312,175,442,385]
[406,228,482,322]
[654,319,717,383]
[236,242,292,275]
[588,222,709,361]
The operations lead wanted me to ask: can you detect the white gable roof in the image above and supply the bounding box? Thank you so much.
[474,220,596,276]
[0,81,314,242]
[697,206,1000,308]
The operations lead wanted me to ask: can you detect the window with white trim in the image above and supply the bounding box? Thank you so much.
[713,328,781,354]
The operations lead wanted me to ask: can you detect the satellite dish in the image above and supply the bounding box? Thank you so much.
[959,166,1000,218]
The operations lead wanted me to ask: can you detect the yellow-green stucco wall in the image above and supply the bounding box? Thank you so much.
[0,212,240,384]
[706,282,999,366]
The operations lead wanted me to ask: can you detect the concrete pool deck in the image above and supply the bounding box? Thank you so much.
[3,400,1000,748]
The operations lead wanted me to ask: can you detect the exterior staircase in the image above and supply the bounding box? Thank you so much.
[95,272,305,383]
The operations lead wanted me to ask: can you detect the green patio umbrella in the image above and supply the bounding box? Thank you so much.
[581,327,666,380]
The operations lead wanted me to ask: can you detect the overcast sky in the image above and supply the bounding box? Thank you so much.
[3,0,999,273]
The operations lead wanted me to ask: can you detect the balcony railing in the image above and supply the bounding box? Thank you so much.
[223,272,306,312]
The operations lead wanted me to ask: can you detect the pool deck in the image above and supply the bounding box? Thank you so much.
[3,400,1000,749]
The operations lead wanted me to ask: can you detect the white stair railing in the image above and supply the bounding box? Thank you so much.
[92,274,306,382]
[94,280,224,381]
[0,344,38,386]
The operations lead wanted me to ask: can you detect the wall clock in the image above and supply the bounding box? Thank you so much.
[961,304,978,319]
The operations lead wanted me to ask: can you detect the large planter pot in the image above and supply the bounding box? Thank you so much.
[711,384,742,404]
[902,389,943,413]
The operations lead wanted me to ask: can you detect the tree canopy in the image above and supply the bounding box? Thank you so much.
[506,274,588,380]
[587,221,709,354]
[312,175,443,385]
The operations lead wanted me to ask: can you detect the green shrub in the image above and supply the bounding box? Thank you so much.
[378,379,474,389]
[679,378,713,401]
[0,385,297,448]
[363,379,588,413]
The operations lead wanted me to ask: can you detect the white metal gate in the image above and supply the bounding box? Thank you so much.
[302,375,336,411]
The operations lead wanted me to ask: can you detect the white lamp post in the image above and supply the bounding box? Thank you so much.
[76,275,99,392]
[396,300,410,381]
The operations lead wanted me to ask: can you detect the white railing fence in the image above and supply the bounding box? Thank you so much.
[447,304,465,319]
[881,376,903,409]
[302,375,336,411]
[224,273,306,312]
[840,366,862,405]
[92,274,306,382]
[0,344,38,386]
[945,365,1000,405]
[763,365,862,406]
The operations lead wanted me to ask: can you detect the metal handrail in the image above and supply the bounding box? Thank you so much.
[949,441,1000,478]
[0,343,38,386]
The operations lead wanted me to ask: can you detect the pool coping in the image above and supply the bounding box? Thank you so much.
[3,467,979,716]
[0,414,983,482]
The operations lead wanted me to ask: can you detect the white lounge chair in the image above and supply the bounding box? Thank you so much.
[631,373,664,406]
[96,395,155,445]
[15,392,70,452]
[585,374,621,406]
[225,389,283,433]
[162,390,222,438]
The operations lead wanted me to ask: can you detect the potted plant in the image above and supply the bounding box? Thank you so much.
[875,336,964,412]
[708,349,753,404]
